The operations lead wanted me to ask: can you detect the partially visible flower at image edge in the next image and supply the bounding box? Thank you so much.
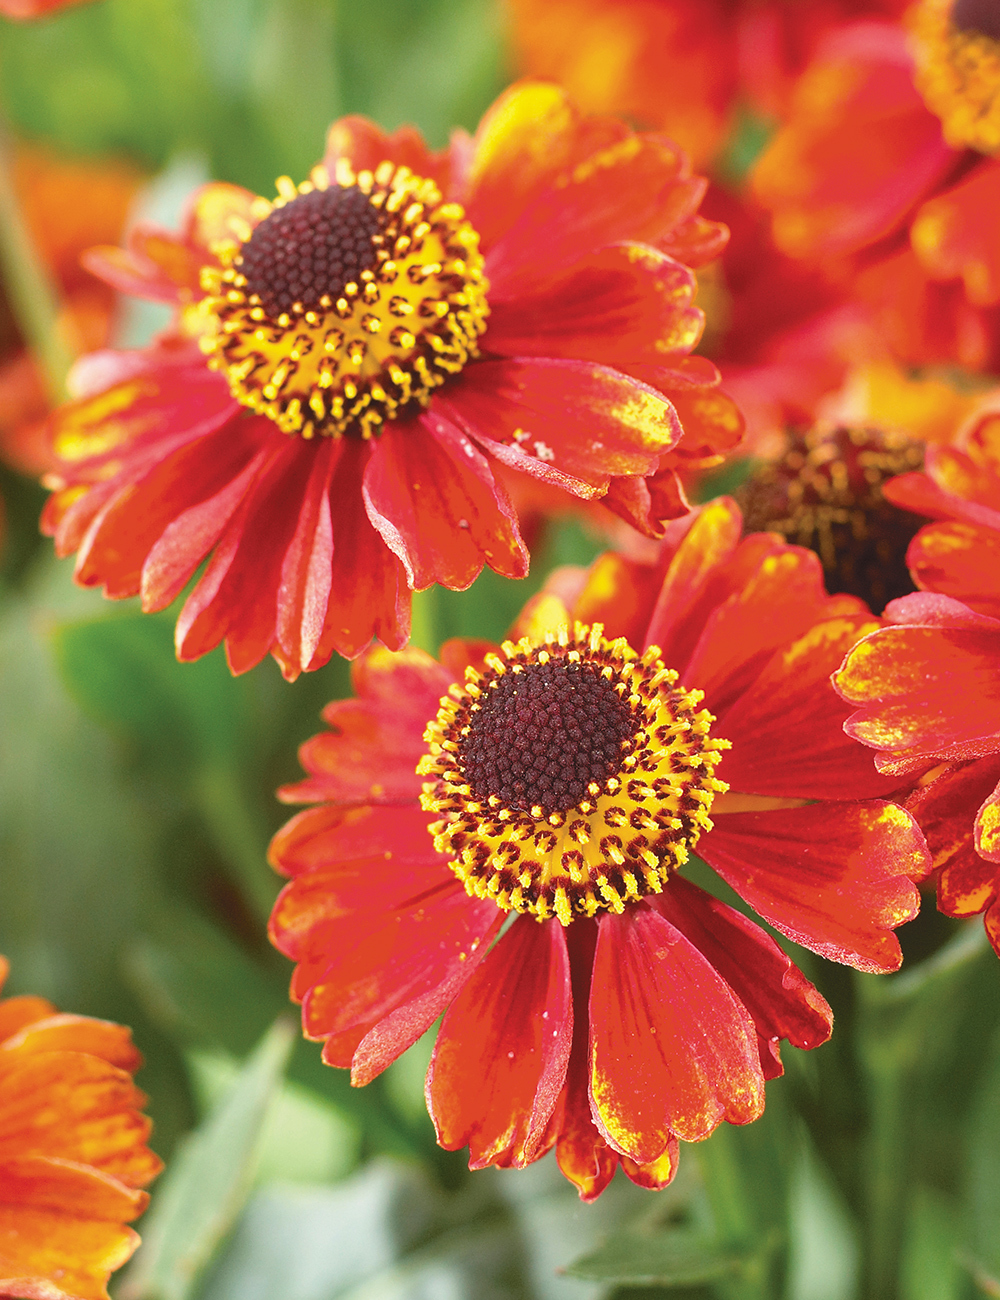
[0,955,162,1300]
[268,497,926,1199]
[41,79,741,678]
[0,0,90,17]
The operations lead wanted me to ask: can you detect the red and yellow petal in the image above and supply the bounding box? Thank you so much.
[0,1205,139,1300]
[589,904,764,1158]
[912,163,1000,307]
[653,877,833,1078]
[463,81,630,253]
[751,23,954,261]
[277,646,451,805]
[716,615,903,802]
[426,917,573,1169]
[362,413,528,591]
[836,612,1000,761]
[905,522,1000,618]
[701,802,923,973]
[439,358,679,495]
[483,243,703,367]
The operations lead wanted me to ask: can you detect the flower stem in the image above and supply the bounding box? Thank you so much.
[0,124,73,404]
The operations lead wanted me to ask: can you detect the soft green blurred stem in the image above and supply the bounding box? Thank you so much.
[0,125,73,404]
[696,1124,784,1300]
[192,764,278,924]
[409,585,440,656]
[861,1065,907,1300]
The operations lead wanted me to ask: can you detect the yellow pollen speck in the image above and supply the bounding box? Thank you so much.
[417,622,729,926]
[198,163,490,440]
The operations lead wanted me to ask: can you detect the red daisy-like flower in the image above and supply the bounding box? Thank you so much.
[40,81,737,678]
[835,590,1000,954]
[269,497,925,1199]
[752,3,1000,374]
[0,956,162,1300]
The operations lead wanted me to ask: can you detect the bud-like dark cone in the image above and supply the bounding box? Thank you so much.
[736,425,926,612]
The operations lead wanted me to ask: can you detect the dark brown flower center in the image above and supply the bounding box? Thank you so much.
[457,659,639,815]
[952,0,1000,40]
[238,186,386,320]
[736,424,925,612]
[418,626,730,926]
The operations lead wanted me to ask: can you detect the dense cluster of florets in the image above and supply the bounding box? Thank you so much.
[457,659,638,814]
[952,0,1000,40]
[238,185,384,318]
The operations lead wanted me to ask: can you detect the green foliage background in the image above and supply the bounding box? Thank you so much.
[1,3,1000,1299]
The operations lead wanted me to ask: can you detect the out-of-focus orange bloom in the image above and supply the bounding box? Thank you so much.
[700,184,881,453]
[0,0,91,18]
[752,10,1000,374]
[0,955,162,1300]
[0,144,143,477]
[506,0,909,166]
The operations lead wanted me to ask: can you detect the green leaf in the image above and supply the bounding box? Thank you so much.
[567,1230,744,1286]
[120,1018,296,1300]
[964,1022,1000,1291]
[53,609,277,917]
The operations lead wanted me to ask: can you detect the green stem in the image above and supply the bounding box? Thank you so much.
[192,764,278,924]
[861,1068,907,1300]
[0,124,73,404]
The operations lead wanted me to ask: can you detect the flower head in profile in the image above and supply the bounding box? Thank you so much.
[41,81,736,678]
[0,955,162,1300]
[752,2,1000,374]
[268,499,925,1199]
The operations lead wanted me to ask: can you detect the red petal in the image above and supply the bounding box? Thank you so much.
[716,615,902,801]
[362,412,528,591]
[751,23,954,260]
[600,466,690,538]
[906,521,1000,618]
[653,876,832,1074]
[464,82,630,252]
[287,878,501,1081]
[0,1156,146,1218]
[427,917,573,1169]
[311,440,412,663]
[701,802,924,973]
[174,438,307,672]
[141,443,274,612]
[912,163,1000,306]
[277,645,450,805]
[276,439,337,672]
[439,358,679,495]
[323,118,447,190]
[76,422,272,602]
[485,133,704,298]
[641,497,744,666]
[836,617,1000,762]
[484,243,702,365]
[268,803,440,889]
[589,904,764,1157]
[685,547,857,715]
[906,757,1000,888]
